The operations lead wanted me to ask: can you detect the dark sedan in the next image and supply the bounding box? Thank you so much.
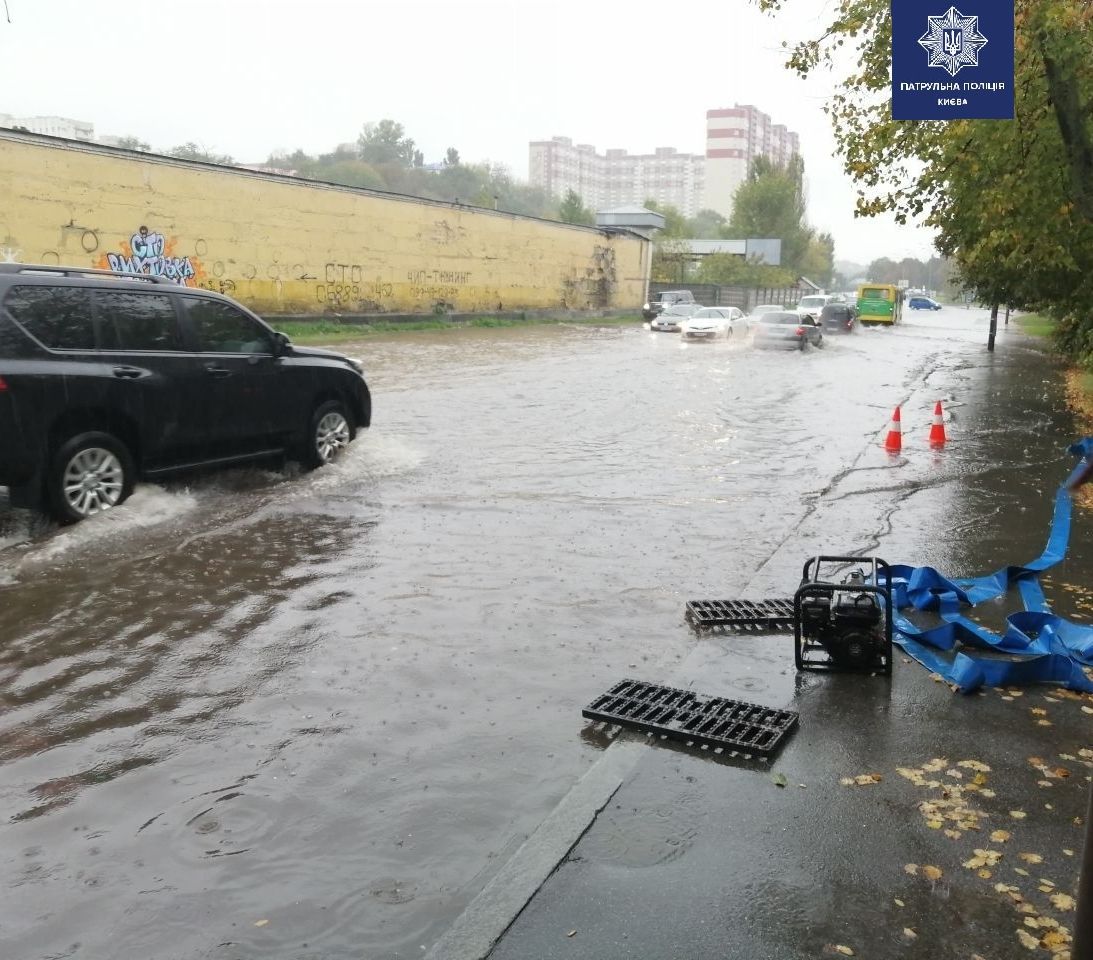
[753,311,824,350]
[820,303,856,333]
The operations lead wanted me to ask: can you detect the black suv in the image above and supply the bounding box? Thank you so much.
[0,264,371,522]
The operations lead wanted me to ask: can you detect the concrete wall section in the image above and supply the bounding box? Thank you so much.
[0,133,648,316]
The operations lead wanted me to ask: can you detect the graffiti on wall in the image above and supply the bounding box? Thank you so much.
[96,226,204,286]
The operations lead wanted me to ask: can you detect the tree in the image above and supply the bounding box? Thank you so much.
[357,119,417,167]
[728,155,813,274]
[444,147,461,167]
[165,142,234,164]
[686,208,728,239]
[112,136,150,152]
[643,200,689,238]
[558,189,595,225]
[694,252,796,286]
[757,0,1093,359]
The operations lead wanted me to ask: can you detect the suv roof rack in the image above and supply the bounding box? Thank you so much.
[0,263,175,284]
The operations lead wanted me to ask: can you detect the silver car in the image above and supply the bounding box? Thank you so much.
[753,311,824,350]
[650,303,702,332]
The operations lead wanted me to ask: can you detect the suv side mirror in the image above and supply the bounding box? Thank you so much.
[273,331,291,355]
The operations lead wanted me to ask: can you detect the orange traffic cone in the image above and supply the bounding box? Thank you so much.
[884,406,902,452]
[928,401,947,447]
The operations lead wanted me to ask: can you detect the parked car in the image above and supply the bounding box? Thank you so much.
[0,264,371,522]
[650,303,702,332]
[796,294,843,323]
[746,303,789,331]
[679,306,747,340]
[642,289,695,321]
[819,302,857,334]
[908,295,942,310]
[753,311,824,350]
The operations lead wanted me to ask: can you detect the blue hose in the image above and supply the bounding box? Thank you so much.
[877,438,1093,693]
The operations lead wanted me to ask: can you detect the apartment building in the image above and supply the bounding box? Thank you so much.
[529,137,706,217]
[0,113,94,140]
[704,104,800,219]
[531,105,798,221]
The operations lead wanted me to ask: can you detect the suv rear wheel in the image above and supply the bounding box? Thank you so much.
[47,431,135,523]
[301,399,354,469]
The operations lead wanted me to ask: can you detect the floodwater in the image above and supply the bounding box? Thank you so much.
[1,307,1089,959]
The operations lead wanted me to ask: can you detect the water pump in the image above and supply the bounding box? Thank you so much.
[794,556,893,674]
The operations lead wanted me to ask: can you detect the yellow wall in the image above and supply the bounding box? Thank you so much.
[0,133,649,316]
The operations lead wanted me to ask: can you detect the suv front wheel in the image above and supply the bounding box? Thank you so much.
[301,399,354,470]
[47,431,135,523]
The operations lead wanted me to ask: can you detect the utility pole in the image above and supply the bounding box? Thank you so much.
[988,303,998,351]
[1005,305,1011,326]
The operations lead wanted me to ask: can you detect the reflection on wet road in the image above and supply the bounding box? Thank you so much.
[1,309,1088,958]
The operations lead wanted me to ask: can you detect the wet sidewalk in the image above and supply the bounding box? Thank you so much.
[433,332,1093,960]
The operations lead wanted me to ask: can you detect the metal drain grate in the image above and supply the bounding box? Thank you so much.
[686,598,796,631]
[582,679,798,757]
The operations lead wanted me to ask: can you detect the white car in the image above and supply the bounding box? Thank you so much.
[680,306,747,340]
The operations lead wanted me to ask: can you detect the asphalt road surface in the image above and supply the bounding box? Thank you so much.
[2,307,1091,959]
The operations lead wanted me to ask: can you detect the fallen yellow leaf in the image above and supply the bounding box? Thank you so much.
[922,865,943,881]
[923,758,948,772]
[1015,868,1030,876]
[894,898,905,907]
[1017,928,1040,950]
[945,829,963,840]
[1038,720,1053,727]
[1011,810,1028,820]
[904,863,919,875]
[1064,849,1075,856]
[1031,708,1048,716]
[903,927,917,939]
[991,830,1012,843]
[834,946,854,957]
[1019,852,1043,864]
[958,760,991,772]
[254,919,269,928]
[981,789,997,798]
[1042,929,1070,948]
[978,868,993,879]
[1050,892,1076,910]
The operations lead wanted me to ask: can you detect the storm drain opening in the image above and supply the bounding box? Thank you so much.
[685,598,796,632]
[582,679,798,758]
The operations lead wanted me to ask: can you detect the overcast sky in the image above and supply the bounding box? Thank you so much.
[0,0,937,266]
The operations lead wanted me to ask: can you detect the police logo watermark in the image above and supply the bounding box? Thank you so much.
[917,6,988,77]
[892,0,1013,120]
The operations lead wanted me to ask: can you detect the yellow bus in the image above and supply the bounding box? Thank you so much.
[856,283,903,326]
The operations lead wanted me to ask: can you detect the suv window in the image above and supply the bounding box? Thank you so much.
[96,292,181,351]
[4,285,96,350]
[184,300,274,354]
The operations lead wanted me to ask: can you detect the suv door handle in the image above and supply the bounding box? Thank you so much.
[112,366,144,379]
[204,364,231,379]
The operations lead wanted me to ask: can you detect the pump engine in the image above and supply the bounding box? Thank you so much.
[794,556,893,674]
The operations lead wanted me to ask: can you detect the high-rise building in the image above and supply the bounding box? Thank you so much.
[529,137,705,217]
[0,114,94,141]
[704,104,800,220]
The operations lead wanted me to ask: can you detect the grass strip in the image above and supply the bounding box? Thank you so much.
[1015,313,1056,338]
[272,314,643,343]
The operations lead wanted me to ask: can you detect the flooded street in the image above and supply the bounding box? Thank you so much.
[2,308,1091,959]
